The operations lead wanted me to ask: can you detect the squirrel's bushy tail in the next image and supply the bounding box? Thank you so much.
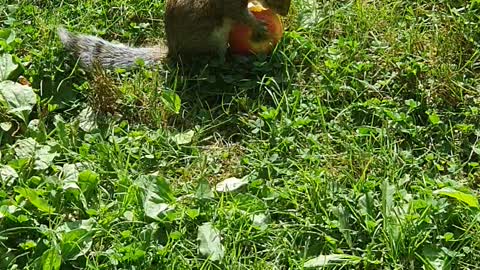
[57,27,167,70]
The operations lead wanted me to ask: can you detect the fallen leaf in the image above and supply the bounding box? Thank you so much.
[215,177,248,192]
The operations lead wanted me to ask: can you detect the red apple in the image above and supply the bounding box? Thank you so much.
[229,3,284,55]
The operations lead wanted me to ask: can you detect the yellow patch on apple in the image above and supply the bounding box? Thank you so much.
[229,2,284,55]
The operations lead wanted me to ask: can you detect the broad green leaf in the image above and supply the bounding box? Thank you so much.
[357,127,375,136]
[119,245,146,262]
[215,177,248,192]
[197,222,224,261]
[62,164,80,191]
[171,130,195,145]
[161,90,181,114]
[14,138,58,170]
[15,187,55,213]
[19,240,37,250]
[144,190,172,220]
[0,164,17,186]
[381,181,395,218]
[0,121,12,131]
[428,111,442,125]
[405,99,419,110]
[185,208,200,220]
[443,232,454,241]
[14,137,43,158]
[0,29,16,44]
[54,115,68,146]
[434,187,479,208]
[33,145,58,170]
[153,176,175,202]
[0,54,18,80]
[473,143,480,155]
[260,107,278,120]
[422,246,448,270]
[135,174,174,200]
[27,119,47,142]
[41,247,61,270]
[0,81,36,123]
[123,211,134,221]
[252,213,269,231]
[56,219,96,260]
[0,205,17,220]
[78,170,99,193]
[77,107,97,132]
[139,175,175,220]
[358,191,375,218]
[304,254,361,268]
[195,179,213,199]
[333,204,352,247]
[381,181,402,244]
[0,205,8,219]
[57,218,95,232]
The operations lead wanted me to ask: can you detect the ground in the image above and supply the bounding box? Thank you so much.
[0,0,480,269]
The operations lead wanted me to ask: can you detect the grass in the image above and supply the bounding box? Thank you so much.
[1,0,480,269]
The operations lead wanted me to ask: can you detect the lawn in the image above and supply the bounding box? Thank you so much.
[1,0,480,269]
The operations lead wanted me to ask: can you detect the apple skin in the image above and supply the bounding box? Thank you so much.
[229,5,284,55]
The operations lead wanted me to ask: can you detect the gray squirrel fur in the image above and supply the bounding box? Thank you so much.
[57,27,166,70]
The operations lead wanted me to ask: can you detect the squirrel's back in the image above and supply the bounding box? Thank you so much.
[58,27,167,70]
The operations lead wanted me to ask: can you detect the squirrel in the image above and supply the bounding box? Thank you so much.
[58,0,291,70]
